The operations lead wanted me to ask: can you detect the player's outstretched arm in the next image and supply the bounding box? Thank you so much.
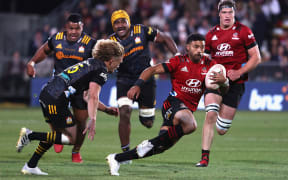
[26,42,52,77]
[83,82,101,140]
[127,63,165,100]
[154,31,178,55]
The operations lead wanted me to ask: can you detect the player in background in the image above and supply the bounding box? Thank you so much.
[109,10,178,156]
[106,33,228,176]
[17,39,124,175]
[196,0,261,167]
[26,13,97,163]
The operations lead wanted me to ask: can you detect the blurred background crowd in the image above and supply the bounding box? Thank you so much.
[0,0,287,104]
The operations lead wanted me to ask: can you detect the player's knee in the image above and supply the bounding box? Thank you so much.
[184,122,197,134]
[119,105,132,123]
[205,103,220,123]
[139,108,155,128]
[216,115,232,135]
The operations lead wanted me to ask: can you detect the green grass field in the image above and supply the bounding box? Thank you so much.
[0,108,288,179]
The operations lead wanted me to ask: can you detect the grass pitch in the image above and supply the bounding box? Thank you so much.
[0,108,288,179]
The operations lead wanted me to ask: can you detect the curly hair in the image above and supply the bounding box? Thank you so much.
[92,39,124,62]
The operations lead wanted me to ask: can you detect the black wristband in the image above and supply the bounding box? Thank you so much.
[134,79,145,88]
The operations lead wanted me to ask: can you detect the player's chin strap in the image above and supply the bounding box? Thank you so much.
[216,116,232,132]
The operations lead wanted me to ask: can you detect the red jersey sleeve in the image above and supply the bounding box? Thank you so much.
[162,56,180,73]
[240,25,257,50]
[205,30,213,54]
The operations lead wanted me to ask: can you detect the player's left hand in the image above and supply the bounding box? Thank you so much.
[104,107,119,117]
[83,118,96,141]
[227,69,241,81]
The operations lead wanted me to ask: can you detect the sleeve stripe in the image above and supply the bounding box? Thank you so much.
[162,63,170,73]
[246,41,257,50]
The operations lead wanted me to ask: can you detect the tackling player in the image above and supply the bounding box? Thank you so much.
[17,39,124,175]
[196,0,261,167]
[106,33,228,176]
[109,10,178,157]
[26,14,96,163]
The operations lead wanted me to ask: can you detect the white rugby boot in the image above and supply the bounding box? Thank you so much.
[16,127,32,152]
[21,163,48,175]
[106,154,120,176]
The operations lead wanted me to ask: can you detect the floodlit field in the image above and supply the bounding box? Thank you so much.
[0,108,288,179]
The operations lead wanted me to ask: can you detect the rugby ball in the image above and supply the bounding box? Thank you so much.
[205,64,226,90]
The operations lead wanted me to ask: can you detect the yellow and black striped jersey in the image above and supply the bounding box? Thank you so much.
[109,24,157,79]
[48,32,96,75]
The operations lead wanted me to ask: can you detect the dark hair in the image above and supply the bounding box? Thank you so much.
[66,13,82,23]
[218,0,236,12]
[186,33,205,44]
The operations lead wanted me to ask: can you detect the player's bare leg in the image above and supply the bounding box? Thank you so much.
[72,108,88,163]
[118,105,132,152]
[197,93,221,167]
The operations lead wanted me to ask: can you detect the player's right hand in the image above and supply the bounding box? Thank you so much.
[127,86,141,100]
[26,63,36,78]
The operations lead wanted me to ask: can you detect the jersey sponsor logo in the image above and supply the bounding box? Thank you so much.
[215,43,233,57]
[232,32,239,40]
[186,79,201,88]
[55,51,84,61]
[78,46,85,53]
[181,86,202,94]
[212,35,218,40]
[180,66,188,72]
[135,37,141,44]
[124,46,144,57]
[56,43,62,49]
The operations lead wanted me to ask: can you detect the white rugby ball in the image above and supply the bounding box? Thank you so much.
[205,64,226,90]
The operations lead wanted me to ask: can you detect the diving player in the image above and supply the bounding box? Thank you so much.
[17,39,124,175]
[106,33,229,176]
[26,13,96,163]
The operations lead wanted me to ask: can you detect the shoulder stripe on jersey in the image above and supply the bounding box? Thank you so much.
[162,63,170,73]
[81,35,91,45]
[134,25,141,34]
[56,32,64,40]
[110,36,117,42]
[246,41,257,50]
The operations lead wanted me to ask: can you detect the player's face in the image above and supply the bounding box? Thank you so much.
[66,21,83,42]
[186,40,205,63]
[107,56,123,73]
[219,8,235,29]
[113,18,130,39]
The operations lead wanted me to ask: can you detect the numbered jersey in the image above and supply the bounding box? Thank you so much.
[44,58,107,99]
[162,55,216,111]
[48,31,96,75]
[109,24,157,79]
